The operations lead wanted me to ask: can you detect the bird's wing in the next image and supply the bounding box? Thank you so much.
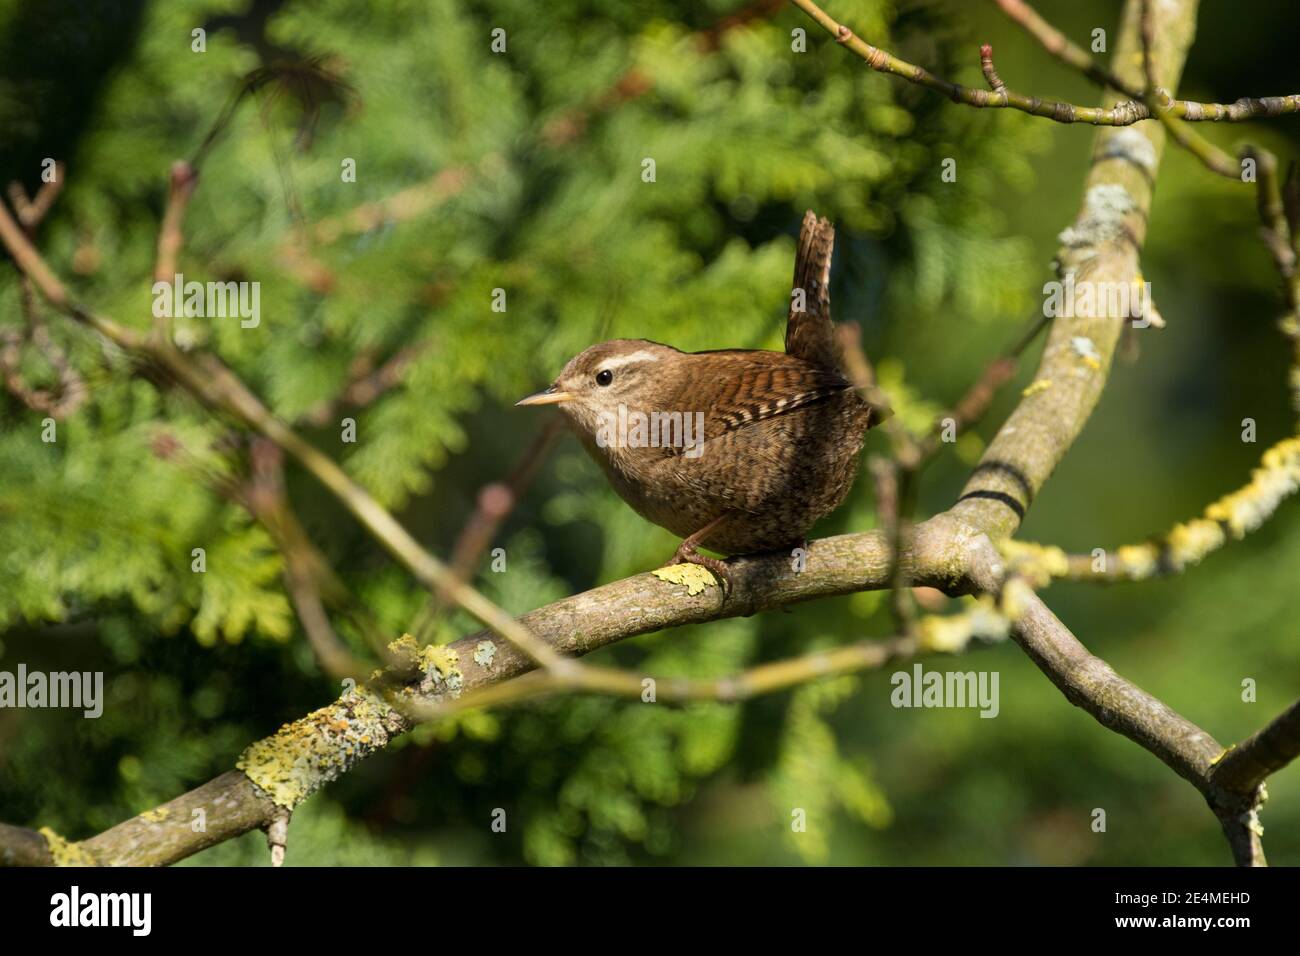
[657,351,857,443]
[708,361,853,437]
[784,210,841,370]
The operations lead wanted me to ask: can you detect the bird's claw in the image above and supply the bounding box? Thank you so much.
[668,544,732,597]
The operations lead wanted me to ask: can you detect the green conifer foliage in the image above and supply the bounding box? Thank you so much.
[1,0,1046,864]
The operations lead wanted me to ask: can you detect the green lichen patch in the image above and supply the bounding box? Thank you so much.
[1209,745,1234,767]
[473,640,497,669]
[1058,183,1137,248]
[140,807,170,823]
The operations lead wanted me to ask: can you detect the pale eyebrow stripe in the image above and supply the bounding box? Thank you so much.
[600,350,661,370]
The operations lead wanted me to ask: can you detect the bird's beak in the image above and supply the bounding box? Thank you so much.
[515,383,575,407]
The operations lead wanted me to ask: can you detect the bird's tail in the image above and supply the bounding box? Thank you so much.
[785,210,841,370]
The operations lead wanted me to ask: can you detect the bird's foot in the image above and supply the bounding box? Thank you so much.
[668,542,732,596]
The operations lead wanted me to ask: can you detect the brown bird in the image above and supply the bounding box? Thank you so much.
[517,211,887,587]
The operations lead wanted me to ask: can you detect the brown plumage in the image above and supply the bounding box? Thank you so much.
[518,211,886,581]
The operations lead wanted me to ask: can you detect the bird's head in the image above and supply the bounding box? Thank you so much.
[516,339,681,435]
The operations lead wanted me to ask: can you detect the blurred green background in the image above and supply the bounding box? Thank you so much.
[1,0,1297,866]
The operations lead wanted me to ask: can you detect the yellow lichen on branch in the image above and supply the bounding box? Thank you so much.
[651,563,720,595]
[916,596,1012,652]
[236,633,467,808]
[39,827,98,867]
[237,688,405,809]
[1007,435,1300,583]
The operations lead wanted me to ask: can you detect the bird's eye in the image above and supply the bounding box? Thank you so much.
[595,369,613,387]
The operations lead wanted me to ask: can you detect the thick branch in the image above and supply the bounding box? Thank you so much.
[953,0,1197,538]
[442,516,975,692]
[19,516,978,867]
[1004,583,1265,866]
[0,823,54,867]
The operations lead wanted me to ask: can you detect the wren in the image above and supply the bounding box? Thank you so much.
[517,211,887,587]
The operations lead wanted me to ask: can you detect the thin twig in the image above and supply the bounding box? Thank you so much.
[1140,0,1239,177]
[793,0,1298,126]
[994,0,1240,177]
[868,456,916,634]
[296,342,428,428]
[7,164,65,232]
[243,438,370,680]
[151,160,199,340]
[835,322,920,467]
[1,165,85,419]
[979,43,1008,98]
[990,0,1141,96]
[399,632,926,724]
[1242,146,1299,310]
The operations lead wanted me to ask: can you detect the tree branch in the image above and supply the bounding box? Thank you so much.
[952,0,1195,539]
[1212,698,1300,795]
[998,580,1266,866]
[151,161,199,339]
[1002,435,1300,583]
[18,516,998,867]
[1,163,85,419]
[792,0,1298,126]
